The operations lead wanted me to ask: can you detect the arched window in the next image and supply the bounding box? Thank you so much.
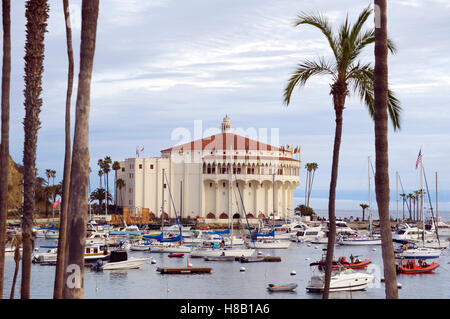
[247,214,254,219]
[206,213,215,219]
[219,213,228,219]
[258,213,265,218]
[233,213,240,219]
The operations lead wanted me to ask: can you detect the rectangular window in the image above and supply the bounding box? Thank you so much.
[121,168,125,172]
[150,164,154,169]
[139,164,142,169]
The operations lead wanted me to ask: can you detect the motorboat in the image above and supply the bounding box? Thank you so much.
[86,231,115,245]
[32,246,58,265]
[95,250,149,271]
[44,229,59,240]
[392,226,435,242]
[395,242,441,259]
[160,224,192,232]
[84,243,111,263]
[149,242,192,253]
[396,259,439,274]
[204,255,235,261]
[337,234,381,246]
[425,218,450,238]
[247,239,291,249]
[238,256,265,263]
[267,283,297,292]
[290,227,325,243]
[311,251,372,270]
[306,267,374,292]
[190,247,255,258]
[130,240,151,251]
[109,225,142,236]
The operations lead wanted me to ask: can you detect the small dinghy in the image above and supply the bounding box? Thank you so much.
[94,251,149,271]
[238,256,265,263]
[267,283,297,292]
[204,256,235,261]
[168,253,184,258]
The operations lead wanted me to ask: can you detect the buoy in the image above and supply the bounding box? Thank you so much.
[240,267,246,272]
[151,259,157,264]
[307,244,311,247]
[305,258,310,260]
[290,270,296,275]
[372,248,377,251]
[314,246,318,249]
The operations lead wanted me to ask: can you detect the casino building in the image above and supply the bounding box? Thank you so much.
[117,116,300,222]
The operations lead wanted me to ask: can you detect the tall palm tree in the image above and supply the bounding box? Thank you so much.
[98,169,103,189]
[374,0,398,298]
[407,193,414,221]
[63,0,99,299]
[116,178,125,209]
[0,0,11,299]
[21,0,49,299]
[306,162,318,208]
[112,161,121,210]
[7,234,22,299]
[102,156,112,215]
[54,0,74,299]
[360,203,369,221]
[283,5,401,299]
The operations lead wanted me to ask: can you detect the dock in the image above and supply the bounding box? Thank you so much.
[156,267,212,274]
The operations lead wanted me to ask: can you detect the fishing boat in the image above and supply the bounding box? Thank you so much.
[97,251,149,270]
[306,267,374,292]
[267,283,297,292]
[396,259,439,274]
[84,243,111,263]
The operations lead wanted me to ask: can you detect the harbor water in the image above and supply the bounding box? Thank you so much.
[4,237,450,299]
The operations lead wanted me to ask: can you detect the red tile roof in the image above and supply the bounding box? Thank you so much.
[161,132,283,153]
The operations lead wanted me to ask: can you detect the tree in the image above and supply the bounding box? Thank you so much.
[407,193,413,221]
[305,162,318,208]
[21,0,49,299]
[89,188,112,207]
[374,0,399,298]
[0,0,11,299]
[54,0,74,299]
[360,203,369,221]
[294,204,316,218]
[116,178,125,209]
[7,234,22,299]
[283,5,400,299]
[101,156,112,215]
[63,0,99,299]
[112,161,121,211]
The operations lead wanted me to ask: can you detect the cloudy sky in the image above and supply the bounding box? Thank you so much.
[3,0,450,215]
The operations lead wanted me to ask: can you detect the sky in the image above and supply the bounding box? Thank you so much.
[2,0,450,214]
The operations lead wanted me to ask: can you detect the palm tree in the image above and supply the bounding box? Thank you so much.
[116,178,125,209]
[373,0,399,298]
[89,188,112,208]
[21,0,49,299]
[98,169,103,188]
[54,0,74,299]
[305,162,318,208]
[360,203,369,221]
[112,161,121,211]
[63,0,99,299]
[7,234,22,299]
[407,193,414,221]
[102,156,112,215]
[0,0,11,299]
[283,5,400,299]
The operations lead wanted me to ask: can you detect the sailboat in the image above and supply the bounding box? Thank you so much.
[191,154,255,258]
[337,157,381,246]
[148,169,192,253]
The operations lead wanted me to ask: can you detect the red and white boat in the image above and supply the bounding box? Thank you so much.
[396,259,439,274]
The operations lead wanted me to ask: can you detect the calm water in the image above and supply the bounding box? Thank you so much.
[4,237,450,299]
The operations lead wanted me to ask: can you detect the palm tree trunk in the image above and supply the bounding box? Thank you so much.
[10,248,20,299]
[54,0,74,299]
[62,0,99,299]
[0,0,11,299]
[21,0,49,299]
[323,98,345,299]
[374,0,398,299]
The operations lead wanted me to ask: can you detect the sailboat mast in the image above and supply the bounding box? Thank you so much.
[421,161,424,241]
[368,156,372,235]
[396,171,399,221]
[161,168,165,229]
[436,171,438,224]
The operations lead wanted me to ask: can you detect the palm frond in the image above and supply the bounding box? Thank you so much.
[284,58,336,106]
[349,5,373,44]
[347,63,401,131]
[295,12,338,59]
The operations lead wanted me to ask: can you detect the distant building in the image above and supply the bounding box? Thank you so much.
[117,116,300,221]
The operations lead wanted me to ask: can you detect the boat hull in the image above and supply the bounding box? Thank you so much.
[190,248,255,258]
[101,258,149,270]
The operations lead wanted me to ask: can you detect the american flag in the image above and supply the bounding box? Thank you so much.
[415,149,422,169]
